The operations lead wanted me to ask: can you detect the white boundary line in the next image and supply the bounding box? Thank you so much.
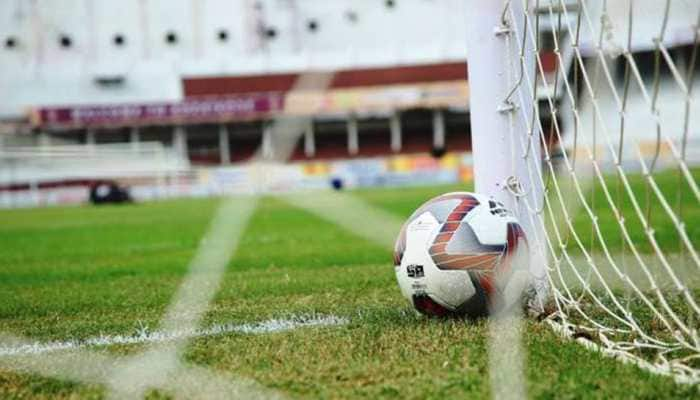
[0,314,348,357]
[0,72,337,399]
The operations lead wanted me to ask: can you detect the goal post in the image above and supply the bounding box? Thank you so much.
[466,0,548,310]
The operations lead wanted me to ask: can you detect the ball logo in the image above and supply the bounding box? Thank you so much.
[488,200,510,217]
[406,264,424,278]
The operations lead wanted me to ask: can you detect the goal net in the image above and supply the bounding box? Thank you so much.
[482,0,699,383]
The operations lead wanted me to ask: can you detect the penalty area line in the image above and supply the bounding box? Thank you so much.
[0,314,348,357]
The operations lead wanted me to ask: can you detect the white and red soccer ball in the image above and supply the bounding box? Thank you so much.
[394,192,529,318]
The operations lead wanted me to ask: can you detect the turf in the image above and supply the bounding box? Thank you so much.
[0,169,698,399]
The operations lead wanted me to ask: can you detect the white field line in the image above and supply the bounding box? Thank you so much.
[0,314,348,357]
[488,314,527,400]
[103,72,336,398]
[279,191,404,250]
[0,335,119,384]
[98,195,259,398]
[0,73,337,399]
[488,268,531,400]
[0,335,288,400]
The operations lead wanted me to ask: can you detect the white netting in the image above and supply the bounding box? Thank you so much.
[499,0,700,384]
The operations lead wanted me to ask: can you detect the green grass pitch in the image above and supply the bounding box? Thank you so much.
[0,169,698,399]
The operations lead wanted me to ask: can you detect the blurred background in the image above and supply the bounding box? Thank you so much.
[0,0,697,207]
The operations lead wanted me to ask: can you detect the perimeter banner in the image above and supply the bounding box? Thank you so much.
[284,80,469,115]
[31,92,285,129]
[30,80,469,128]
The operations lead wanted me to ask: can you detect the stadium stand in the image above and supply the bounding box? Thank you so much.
[0,0,563,206]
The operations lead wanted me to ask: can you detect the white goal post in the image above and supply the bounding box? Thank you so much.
[467,0,700,384]
[466,0,548,312]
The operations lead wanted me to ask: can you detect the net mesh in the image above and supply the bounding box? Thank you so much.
[499,0,700,383]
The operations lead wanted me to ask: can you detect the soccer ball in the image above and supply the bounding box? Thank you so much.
[393,192,529,318]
